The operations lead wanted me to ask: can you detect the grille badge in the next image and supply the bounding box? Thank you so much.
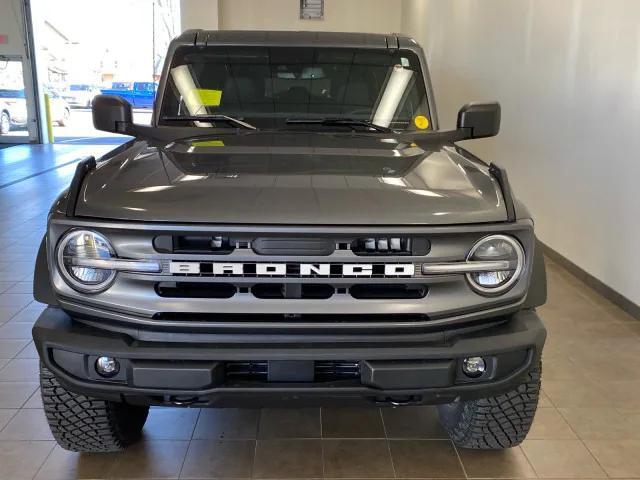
[169,262,415,277]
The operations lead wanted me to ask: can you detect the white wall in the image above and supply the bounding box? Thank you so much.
[181,0,402,33]
[180,0,219,31]
[402,0,640,306]
[0,0,28,56]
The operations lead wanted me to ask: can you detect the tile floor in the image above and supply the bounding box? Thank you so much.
[0,144,639,479]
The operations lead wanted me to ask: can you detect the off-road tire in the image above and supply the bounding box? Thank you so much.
[40,364,149,452]
[437,363,541,449]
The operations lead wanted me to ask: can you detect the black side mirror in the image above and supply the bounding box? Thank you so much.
[92,95,133,134]
[457,102,501,139]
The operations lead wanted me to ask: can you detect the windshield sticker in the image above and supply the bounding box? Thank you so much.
[194,89,222,107]
[414,115,429,130]
[192,140,225,147]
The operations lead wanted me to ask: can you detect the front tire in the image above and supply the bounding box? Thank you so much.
[437,363,541,449]
[40,364,149,452]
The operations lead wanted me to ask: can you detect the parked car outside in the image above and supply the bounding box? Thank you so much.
[100,81,158,109]
[63,84,101,108]
[44,88,71,126]
[0,89,27,135]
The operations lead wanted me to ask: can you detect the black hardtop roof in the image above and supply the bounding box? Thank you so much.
[173,30,417,50]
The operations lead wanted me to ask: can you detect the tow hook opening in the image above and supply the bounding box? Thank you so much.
[374,395,423,406]
[167,395,201,406]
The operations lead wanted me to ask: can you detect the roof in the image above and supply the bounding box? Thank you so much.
[174,30,416,50]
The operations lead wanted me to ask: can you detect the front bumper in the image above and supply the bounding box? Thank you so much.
[33,308,545,407]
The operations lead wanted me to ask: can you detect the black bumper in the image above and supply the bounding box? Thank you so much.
[32,308,546,407]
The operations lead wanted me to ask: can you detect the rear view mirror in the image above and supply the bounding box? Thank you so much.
[92,95,133,134]
[457,102,501,139]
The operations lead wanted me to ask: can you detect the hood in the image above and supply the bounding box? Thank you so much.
[76,132,507,225]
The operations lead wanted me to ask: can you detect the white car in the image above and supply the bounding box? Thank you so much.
[0,89,28,135]
[63,84,101,108]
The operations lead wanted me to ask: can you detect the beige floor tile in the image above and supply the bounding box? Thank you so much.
[258,407,321,438]
[0,382,38,408]
[0,294,33,308]
[33,445,120,480]
[538,389,554,408]
[321,407,385,438]
[253,439,323,478]
[0,440,55,480]
[0,408,17,430]
[521,439,605,478]
[381,405,449,439]
[192,408,259,439]
[23,388,43,408]
[559,407,637,440]
[389,439,464,478]
[527,407,577,439]
[599,380,640,409]
[0,322,35,340]
[323,439,395,478]
[458,446,537,478]
[108,439,189,479]
[15,341,38,359]
[0,358,39,382]
[0,306,27,324]
[142,407,200,440]
[585,438,640,478]
[0,408,53,440]
[180,439,255,478]
[542,379,612,408]
[0,339,29,358]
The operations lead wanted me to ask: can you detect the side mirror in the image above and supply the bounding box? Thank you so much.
[457,102,501,139]
[92,95,133,134]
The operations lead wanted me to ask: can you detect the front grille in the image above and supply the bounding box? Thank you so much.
[153,313,430,323]
[154,283,427,300]
[225,361,360,381]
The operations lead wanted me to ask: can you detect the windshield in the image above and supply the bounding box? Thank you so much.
[159,46,431,132]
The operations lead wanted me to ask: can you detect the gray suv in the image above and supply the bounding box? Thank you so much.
[32,30,547,452]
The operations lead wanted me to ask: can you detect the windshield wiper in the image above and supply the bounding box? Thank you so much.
[162,115,257,130]
[286,117,392,133]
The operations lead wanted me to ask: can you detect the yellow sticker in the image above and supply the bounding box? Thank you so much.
[414,115,429,130]
[194,89,222,106]
[192,140,225,147]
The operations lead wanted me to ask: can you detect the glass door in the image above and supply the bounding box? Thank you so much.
[0,55,39,143]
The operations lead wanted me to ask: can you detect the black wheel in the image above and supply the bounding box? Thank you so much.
[0,111,10,135]
[437,363,541,449]
[40,364,149,452]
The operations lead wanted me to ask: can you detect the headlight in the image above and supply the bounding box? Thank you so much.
[466,234,524,295]
[57,230,117,293]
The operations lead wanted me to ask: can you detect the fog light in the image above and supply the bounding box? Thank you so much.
[95,356,120,377]
[462,356,486,378]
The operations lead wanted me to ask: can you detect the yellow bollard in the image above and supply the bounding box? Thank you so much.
[44,93,54,143]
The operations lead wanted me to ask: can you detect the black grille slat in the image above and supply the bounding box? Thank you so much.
[350,284,428,300]
[153,313,429,323]
[155,282,236,298]
[225,361,360,382]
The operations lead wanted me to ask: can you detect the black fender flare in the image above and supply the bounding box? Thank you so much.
[523,236,547,309]
[33,236,58,306]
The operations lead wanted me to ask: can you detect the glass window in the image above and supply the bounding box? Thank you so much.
[159,46,431,132]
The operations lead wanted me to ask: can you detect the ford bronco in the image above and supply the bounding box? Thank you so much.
[32,30,546,452]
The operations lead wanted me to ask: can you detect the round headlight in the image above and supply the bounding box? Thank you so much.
[466,234,524,295]
[57,230,116,293]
